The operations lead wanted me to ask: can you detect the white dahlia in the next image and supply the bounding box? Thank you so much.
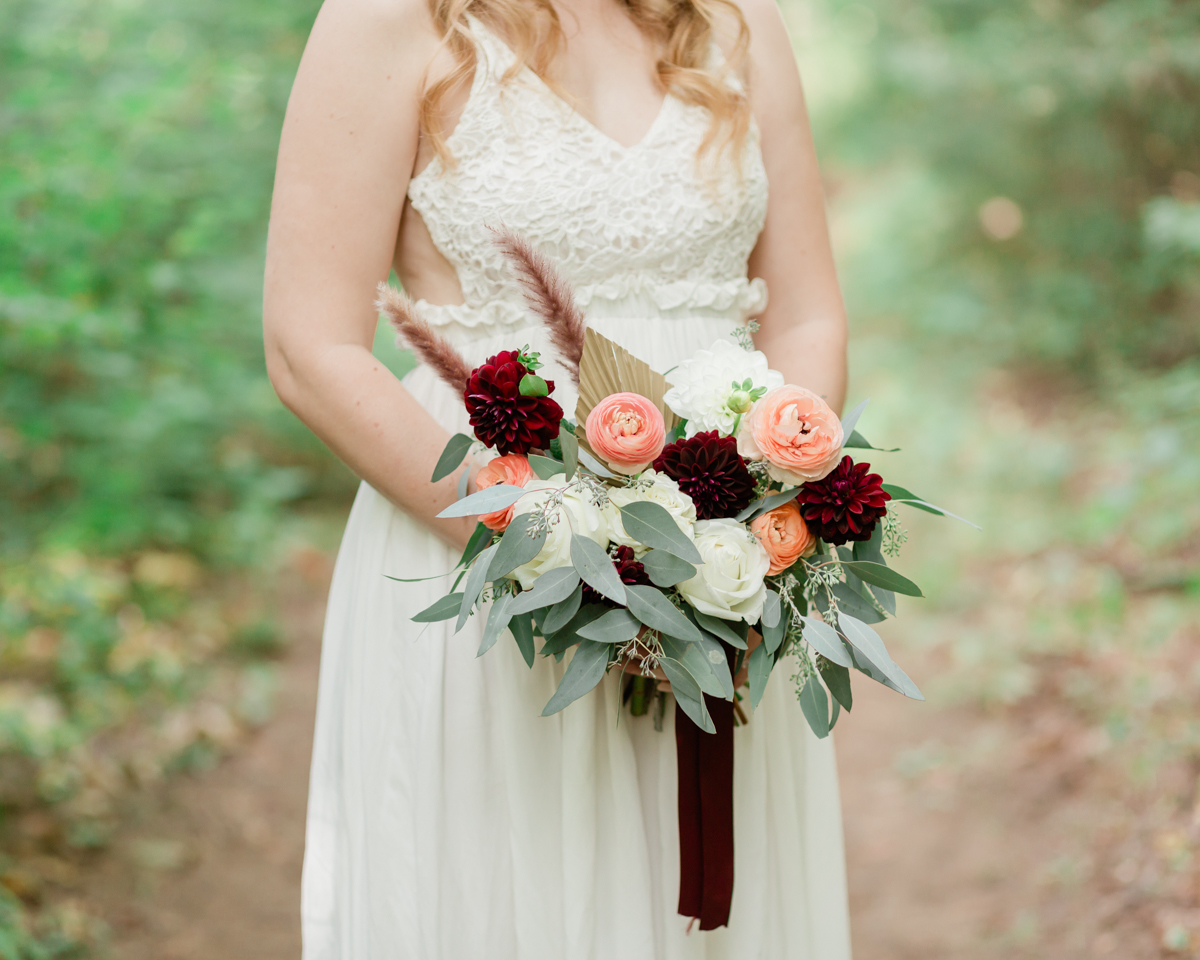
[663,339,783,439]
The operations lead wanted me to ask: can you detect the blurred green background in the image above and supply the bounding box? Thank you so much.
[0,0,1197,954]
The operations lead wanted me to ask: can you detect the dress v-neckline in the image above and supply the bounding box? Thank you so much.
[479,20,673,154]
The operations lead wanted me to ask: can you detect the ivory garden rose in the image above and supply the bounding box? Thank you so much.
[676,517,770,623]
[738,385,844,484]
[584,392,666,475]
[507,475,612,591]
[474,454,535,531]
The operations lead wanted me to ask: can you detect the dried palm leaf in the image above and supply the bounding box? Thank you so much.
[575,327,681,443]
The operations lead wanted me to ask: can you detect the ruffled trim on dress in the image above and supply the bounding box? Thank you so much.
[411,276,768,333]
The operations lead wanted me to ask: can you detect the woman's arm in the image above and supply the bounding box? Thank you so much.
[263,0,476,548]
[739,0,848,414]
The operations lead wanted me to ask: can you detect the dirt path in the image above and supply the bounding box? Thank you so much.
[79,595,1151,959]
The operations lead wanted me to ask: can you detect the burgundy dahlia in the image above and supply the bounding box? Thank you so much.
[583,546,653,608]
[464,350,563,456]
[652,430,755,520]
[797,455,891,545]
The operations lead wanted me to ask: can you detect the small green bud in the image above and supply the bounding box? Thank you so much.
[727,389,755,413]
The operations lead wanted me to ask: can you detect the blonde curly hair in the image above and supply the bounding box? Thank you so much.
[420,0,752,167]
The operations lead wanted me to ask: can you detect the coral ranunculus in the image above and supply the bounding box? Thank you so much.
[750,500,816,575]
[738,385,844,484]
[797,455,891,545]
[474,454,535,531]
[584,393,666,475]
[464,350,563,456]
[653,431,755,521]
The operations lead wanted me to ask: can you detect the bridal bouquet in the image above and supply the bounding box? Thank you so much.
[379,230,970,928]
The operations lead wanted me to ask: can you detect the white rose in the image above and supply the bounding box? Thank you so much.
[664,339,784,439]
[607,470,697,556]
[508,475,611,591]
[676,518,770,623]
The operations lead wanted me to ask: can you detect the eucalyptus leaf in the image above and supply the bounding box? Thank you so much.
[882,484,981,529]
[624,585,702,643]
[559,422,579,480]
[830,581,885,623]
[799,676,831,739]
[528,454,565,480]
[640,549,697,588]
[839,398,869,440]
[431,433,474,483]
[692,609,748,649]
[618,501,703,563]
[839,561,924,598]
[458,522,495,571]
[508,567,581,616]
[457,468,470,499]
[437,483,526,519]
[852,523,885,564]
[830,696,841,730]
[747,642,773,710]
[570,536,627,605]
[576,446,615,478]
[542,584,584,634]
[761,589,782,629]
[510,611,535,667]
[538,630,583,660]
[762,614,786,655]
[843,430,900,453]
[457,543,499,631]
[413,592,466,623]
[800,615,852,667]
[657,653,713,733]
[541,641,611,715]
[838,612,924,701]
[819,660,853,712]
[576,607,641,644]
[541,604,609,653]
[871,585,897,616]
[488,514,547,580]
[477,592,514,657]
[663,635,723,700]
[695,635,735,700]
[735,485,802,523]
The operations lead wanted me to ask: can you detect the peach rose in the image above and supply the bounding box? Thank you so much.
[738,385,844,484]
[750,501,816,575]
[475,454,534,531]
[584,393,666,475]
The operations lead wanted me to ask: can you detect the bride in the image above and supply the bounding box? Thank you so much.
[264,0,852,954]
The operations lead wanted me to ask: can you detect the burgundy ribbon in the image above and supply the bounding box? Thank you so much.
[675,695,735,930]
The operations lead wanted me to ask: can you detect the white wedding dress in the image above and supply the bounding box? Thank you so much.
[301,17,852,960]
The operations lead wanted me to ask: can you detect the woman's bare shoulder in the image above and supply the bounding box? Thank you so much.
[298,0,444,88]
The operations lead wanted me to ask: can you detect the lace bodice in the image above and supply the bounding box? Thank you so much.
[406,17,770,335]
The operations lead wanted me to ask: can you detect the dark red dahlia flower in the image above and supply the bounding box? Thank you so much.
[652,430,755,520]
[464,350,563,456]
[797,455,890,545]
[582,546,653,608]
